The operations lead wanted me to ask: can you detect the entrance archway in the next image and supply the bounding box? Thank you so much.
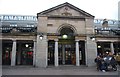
[58,27,75,65]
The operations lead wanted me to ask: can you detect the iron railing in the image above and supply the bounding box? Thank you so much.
[0,26,37,33]
[95,27,120,36]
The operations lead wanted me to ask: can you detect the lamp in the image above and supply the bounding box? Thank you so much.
[25,44,29,47]
[62,34,68,39]
[39,34,43,40]
[98,45,101,48]
[90,36,95,41]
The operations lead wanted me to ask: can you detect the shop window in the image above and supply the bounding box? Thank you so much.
[27,24,34,27]
[10,23,17,27]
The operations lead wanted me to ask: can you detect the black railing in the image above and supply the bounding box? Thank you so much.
[1,26,120,36]
[95,27,120,36]
[0,26,37,33]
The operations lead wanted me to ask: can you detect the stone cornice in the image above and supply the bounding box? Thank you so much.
[48,15,87,19]
[37,2,94,18]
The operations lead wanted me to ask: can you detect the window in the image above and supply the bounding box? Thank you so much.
[27,24,34,27]
[10,23,17,27]
[47,24,53,26]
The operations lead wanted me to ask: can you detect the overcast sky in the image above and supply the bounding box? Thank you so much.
[0,0,119,20]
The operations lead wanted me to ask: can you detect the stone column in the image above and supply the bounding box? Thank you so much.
[11,40,17,66]
[86,36,97,66]
[36,16,48,67]
[36,35,48,67]
[55,39,58,67]
[76,40,80,66]
[33,40,36,66]
[110,42,114,54]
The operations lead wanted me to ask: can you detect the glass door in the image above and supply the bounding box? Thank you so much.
[58,44,75,65]
[2,47,12,65]
[21,50,33,65]
[21,43,33,65]
[48,40,55,65]
[65,44,75,65]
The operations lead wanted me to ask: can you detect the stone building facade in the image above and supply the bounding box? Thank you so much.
[1,2,120,67]
[36,2,98,67]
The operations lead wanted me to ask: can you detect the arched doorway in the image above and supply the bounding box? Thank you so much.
[58,27,75,65]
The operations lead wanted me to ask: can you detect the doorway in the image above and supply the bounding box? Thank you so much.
[58,43,75,65]
[16,41,33,65]
[2,40,12,65]
[79,41,86,65]
[97,42,110,55]
[58,27,75,65]
[48,40,55,65]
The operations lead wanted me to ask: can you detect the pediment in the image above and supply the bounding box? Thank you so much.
[37,2,94,18]
[46,6,84,17]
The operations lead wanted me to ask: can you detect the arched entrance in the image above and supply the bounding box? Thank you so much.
[58,27,75,65]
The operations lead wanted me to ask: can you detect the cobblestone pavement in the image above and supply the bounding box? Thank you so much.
[2,65,119,76]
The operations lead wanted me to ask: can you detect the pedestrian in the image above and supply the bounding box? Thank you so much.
[94,55,102,71]
[100,59,107,72]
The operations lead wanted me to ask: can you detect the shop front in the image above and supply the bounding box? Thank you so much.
[2,40,34,66]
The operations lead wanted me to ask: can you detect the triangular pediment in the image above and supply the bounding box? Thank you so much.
[37,2,94,18]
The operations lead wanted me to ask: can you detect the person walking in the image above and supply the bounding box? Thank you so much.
[94,55,102,71]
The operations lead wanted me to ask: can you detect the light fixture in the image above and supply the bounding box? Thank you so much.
[98,45,101,48]
[29,47,32,49]
[62,34,68,39]
[6,51,9,52]
[25,44,29,47]
[39,34,43,40]
[91,37,95,41]
[6,47,9,49]
[90,36,95,41]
